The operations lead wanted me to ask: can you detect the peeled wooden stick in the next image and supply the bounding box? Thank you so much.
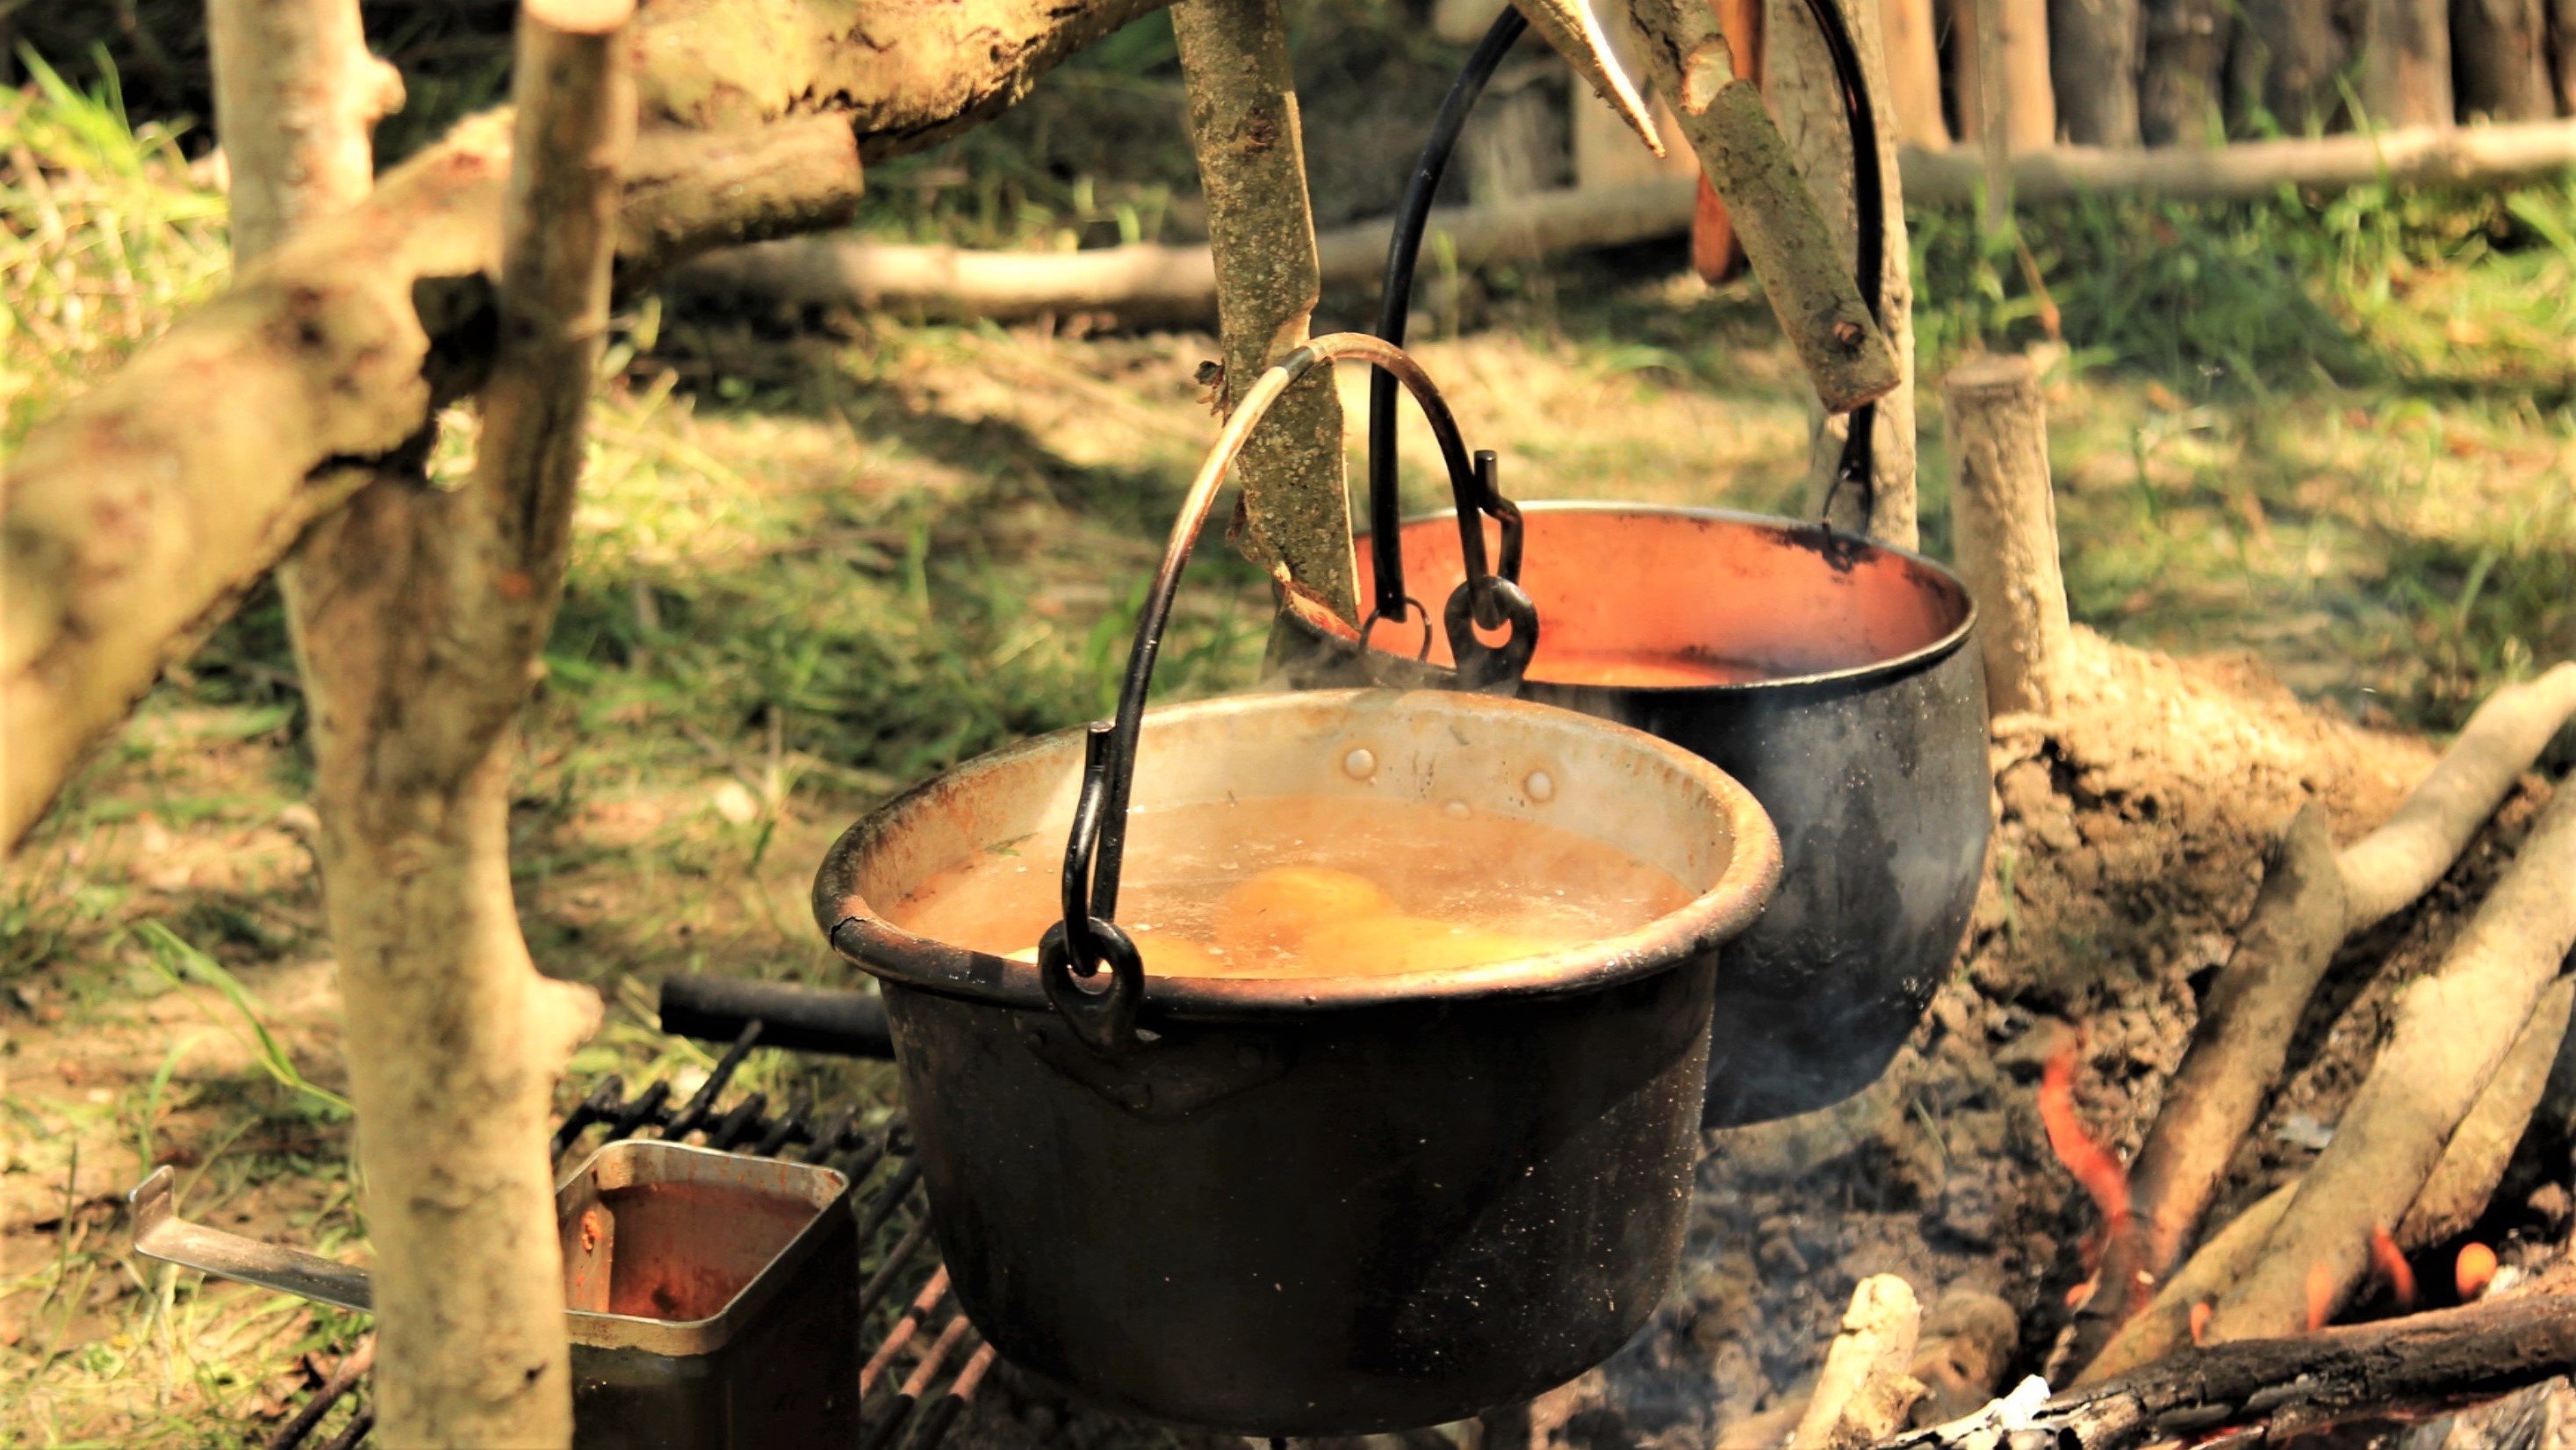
[2208,782,2576,1342]
[1169,0,1356,624]
[2401,974,2576,1250]
[1626,0,1901,415]
[2340,664,2576,931]
[1943,354,2073,716]
[1794,1275,1929,1450]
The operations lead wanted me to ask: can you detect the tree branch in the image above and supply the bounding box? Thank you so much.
[1,0,1143,855]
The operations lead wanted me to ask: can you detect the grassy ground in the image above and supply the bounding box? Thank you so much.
[5,28,2576,1444]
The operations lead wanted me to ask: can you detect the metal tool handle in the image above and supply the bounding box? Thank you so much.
[128,1166,375,1312]
[1366,0,1889,583]
[1044,333,1528,1053]
[659,973,896,1059]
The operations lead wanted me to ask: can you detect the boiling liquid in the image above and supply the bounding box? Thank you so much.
[888,795,1694,978]
[1530,648,1774,689]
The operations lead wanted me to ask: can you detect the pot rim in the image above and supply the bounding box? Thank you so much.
[1289,501,1980,696]
[813,689,1781,1022]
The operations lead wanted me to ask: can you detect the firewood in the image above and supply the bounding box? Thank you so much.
[2068,669,2576,1369]
[1793,1276,1930,1450]
[1884,1286,2576,1450]
[2081,1182,2298,1381]
[1943,354,2074,716]
[2339,665,2576,931]
[1169,0,1357,624]
[2400,975,2576,1249]
[2083,977,2572,1381]
[2209,781,2576,1341]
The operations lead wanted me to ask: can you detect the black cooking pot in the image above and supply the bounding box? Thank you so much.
[1270,506,1988,1126]
[1272,1,1990,1127]
[814,334,1781,1432]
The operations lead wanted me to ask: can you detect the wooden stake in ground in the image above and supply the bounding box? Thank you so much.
[2234,0,2350,134]
[2357,0,2453,127]
[1878,0,1951,149]
[1943,354,2073,715]
[2210,780,2576,1341]
[1753,0,1923,544]
[2462,0,2567,121]
[2049,0,2140,144]
[275,1,631,1441]
[2138,0,2233,144]
[1169,0,1356,625]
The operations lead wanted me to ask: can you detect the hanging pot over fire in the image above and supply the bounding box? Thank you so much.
[1271,4,1991,1128]
[812,334,1780,1432]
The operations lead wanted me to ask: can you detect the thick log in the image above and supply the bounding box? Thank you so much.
[2066,804,2345,1373]
[2231,0,2349,133]
[2455,0,2557,127]
[1630,0,1904,415]
[2081,1181,2297,1381]
[2211,782,2576,1341]
[1888,1288,2576,1450]
[280,1,633,1441]
[1762,0,1924,544]
[2399,975,2576,1248]
[0,0,1138,855]
[2051,0,2142,144]
[1943,353,2073,714]
[2357,0,2454,127]
[1169,0,1356,624]
[2139,0,2234,144]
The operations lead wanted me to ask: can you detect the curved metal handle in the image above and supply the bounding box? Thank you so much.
[1048,333,1519,1053]
[1367,0,1889,588]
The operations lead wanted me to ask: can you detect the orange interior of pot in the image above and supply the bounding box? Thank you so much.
[1329,507,1972,685]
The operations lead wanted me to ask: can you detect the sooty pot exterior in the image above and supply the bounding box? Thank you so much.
[883,959,1714,1432]
[815,689,1777,1434]
[1270,506,1991,1128]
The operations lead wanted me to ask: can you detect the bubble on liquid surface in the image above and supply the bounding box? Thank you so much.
[1442,799,1471,819]
[1342,747,1377,780]
[1525,769,1555,803]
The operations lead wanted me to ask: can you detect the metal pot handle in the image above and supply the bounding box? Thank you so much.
[1364,0,1889,605]
[1043,333,1527,1054]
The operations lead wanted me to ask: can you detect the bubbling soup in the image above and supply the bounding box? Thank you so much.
[887,795,1695,979]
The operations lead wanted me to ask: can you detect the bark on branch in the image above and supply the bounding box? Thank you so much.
[284,0,633,1439]
[1171,0,1356,624]
[1891,1288,2576,1450]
